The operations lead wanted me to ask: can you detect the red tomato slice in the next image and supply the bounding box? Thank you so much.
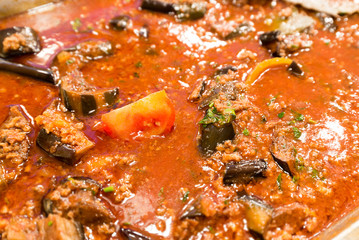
[101,90,175,139]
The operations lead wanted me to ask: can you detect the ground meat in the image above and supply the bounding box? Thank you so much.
[0,106,31,191]
[2,33,27,54]
[43,177,115,235]
[2,214,84,240]
[35,100,94,162]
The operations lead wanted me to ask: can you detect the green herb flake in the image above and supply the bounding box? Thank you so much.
[135,61,143,68]
[182,191,190,202]
[295,156,305,171]
[158,187,164,197]
[267,96,277,106]
[209,226,215,234]
[103,186,115,193]
[311,168,324,180]
[295,113,304,121]
[292,127,302,139]
[278,112,285,119]
[199,106,235,126]
[292,176,299,183]
[66,59,74,65]
[224,199,229,205]
[71,18,82,32]
[133,72,140,78]
[276,173,282,190]
[48,221,53,227]
[123,222,131,226]
[243,128,250,136]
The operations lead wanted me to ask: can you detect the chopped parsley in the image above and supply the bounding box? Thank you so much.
[71,18,82,32]
[135,61,143,68]
[292,127,302,139]
[133,72,140,78]
[103,186,115,193]
[291,110,305,121]
[182,191,190,202]
[278,112,285,119]
[66,59,74,65]
[123,222,131,226]
[267,95,277,106]
[243,128,250,136]
[199,105,235,126]
[292,176,299,183]
[158,187,164,197]
[48,221,53,227]
[276,173,282,190]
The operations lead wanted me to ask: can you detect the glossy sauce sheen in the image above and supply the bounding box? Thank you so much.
[0,0,359,239]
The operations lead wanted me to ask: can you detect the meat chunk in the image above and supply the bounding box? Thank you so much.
[0,106,31,190]
[284,0,359,16]
[35,101,95,165]
[0,27,40,58]
[37,214,84,240]
[43,177,115,234]
[2,214,84,240]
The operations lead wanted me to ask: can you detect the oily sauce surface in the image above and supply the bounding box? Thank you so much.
[0,0,359,239]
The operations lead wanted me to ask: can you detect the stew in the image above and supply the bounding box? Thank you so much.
[0,0,359,239]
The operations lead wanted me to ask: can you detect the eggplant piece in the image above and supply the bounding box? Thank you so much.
[0,27,40,58]
[199,123,235,156]
[224,22,254,40]
[0,59,54,84]
[238,194,273,235]
[139,25,150,39]
[120,227,151,240]
[141,0,206,21]
[37,214,85,240]
[179,199,204,220]
[37,128,76,164]
[259,31,280,46]
[215,65,237,76]
[223,160,267,185]
[317,13,337,32]
[109,15,131,31]
[35,101,95,164]
[270,152,293,178]
[287,61,304,77]
[43,176,115,226]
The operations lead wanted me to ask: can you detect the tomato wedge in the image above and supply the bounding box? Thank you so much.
[101,90,175,139]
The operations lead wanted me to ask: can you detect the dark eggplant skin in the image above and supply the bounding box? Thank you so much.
[215,65,237,76]
[179,199,204,220]
[0,59,54,84]
[199,123,235,156]
[259,31,280,46]
[81,94,97,116]
[287,61,304,77]
[109,15,131,31]
[141,0,174,13]
[317,13,337,33]
[270,151,293,177]
[224,22,254,40]
[0,27,40,58]
[36,128,76,165]
[139,25,150,39]
[120,227,151,240]
[223,160,267,185]
[141,0,206,21]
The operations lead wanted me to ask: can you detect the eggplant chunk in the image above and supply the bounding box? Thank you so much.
[141,0,206,21]
[223,160,267,185]
[259,31,280,46]
[60,70,120,116]
[37,214,85,240]
[238,194,273,235]
[0,27,40,58]
[224,22,254,40]
[120,227,151,240]
[109,15,131,31]
[35,101,95,164]
[43,176,115,226]
[179,199,204,220]
[199,123,235,156]
[139,25,150,39]
[287,61,304,77]
[270,134,295,177]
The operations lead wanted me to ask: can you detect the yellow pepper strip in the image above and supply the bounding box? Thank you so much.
[245,58,293,86]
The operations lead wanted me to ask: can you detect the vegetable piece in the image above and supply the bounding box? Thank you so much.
[0,27,40,58]
[246,58,292,85]
[223,160,267,185]
[35,101,95,165]
[238,193,273,235]
[214,65,238,76]
[0,59,54,84]
[180,199,204,219]
[259,31,280,46]
[223,22,254,40]
[199,123,235,156]
[109,15,131,31]
[120,227,151,240]
[287,61,304,77]
[141,0,207,21]
[42,176,115,225]
[101,90,175,139]
[139,25,150,38]
[60,71,120,116]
